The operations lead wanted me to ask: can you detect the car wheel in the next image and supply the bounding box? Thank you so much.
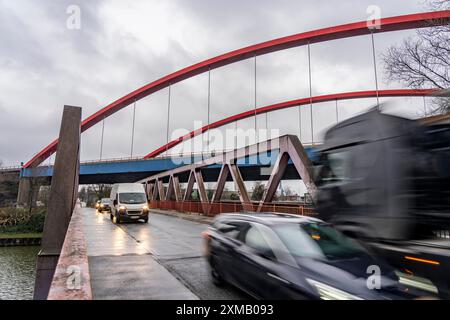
[143,217,149,223]
[110,213,113,220]
[210,257,225,287]
[114,215,121,224]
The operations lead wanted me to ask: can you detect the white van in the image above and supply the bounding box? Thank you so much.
[110,183,149,224]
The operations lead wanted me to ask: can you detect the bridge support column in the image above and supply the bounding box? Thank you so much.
[34,105,81,300]
[17,177,32,206]
[17,177,46,209]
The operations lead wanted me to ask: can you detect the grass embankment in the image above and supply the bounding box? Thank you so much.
[0,232,42,239]
[0,207,46,239]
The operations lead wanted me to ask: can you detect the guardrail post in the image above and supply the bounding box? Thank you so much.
[34,105,81,300]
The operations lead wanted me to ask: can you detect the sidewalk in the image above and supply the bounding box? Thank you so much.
[150,209,213,225]
[82,208,199,300]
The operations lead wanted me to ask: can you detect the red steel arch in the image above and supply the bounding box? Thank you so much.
[24,10,450,168]
[143,89,439,158]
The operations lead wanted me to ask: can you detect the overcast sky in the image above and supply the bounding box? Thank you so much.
[0,0,436,167]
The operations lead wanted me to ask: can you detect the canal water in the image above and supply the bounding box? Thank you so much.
[0,246,40,300]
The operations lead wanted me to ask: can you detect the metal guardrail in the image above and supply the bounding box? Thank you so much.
[79,150,231,165]
[150,200,316,217]
[34,151,224,167]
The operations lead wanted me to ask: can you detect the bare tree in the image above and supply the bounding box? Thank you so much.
[251,182,265,201]
[382,0,450,114]
[90,184,112,200]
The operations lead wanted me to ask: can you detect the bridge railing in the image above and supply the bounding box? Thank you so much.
[78,149,252,165]
[150,200,316,217]
[35,143,319,168]
[0,165,21,172]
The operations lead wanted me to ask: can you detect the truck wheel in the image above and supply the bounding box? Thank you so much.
[114,215,121,224]
[143,217,149,223]
[110,213,113,220]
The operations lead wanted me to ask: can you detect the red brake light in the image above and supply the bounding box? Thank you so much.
[404,256,440,266]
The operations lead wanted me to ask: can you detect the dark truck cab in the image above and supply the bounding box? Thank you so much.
[314,108,450,298]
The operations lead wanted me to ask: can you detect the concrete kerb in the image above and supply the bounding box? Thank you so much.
[47,205,92,300]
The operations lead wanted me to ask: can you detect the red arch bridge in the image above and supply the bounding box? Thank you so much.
[15,10,450,215]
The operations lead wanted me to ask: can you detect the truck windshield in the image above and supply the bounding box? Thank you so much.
[119,193,147,204]
[274,223,367,260]
[324,151,350,182]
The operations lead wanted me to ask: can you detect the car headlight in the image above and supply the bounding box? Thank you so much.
[100,204,104,207]
[306,279,363,300]
[119,205,127,211]
[142,205,149,211]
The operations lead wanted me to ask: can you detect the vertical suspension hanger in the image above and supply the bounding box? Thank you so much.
[370,31,380,109]
[307,41,314,145]
[423,95,428,117]
[130,99,137,158]
[254,54,258,144]
[166,85,172,161]
[100,116,105,160]
[298,47,303,142]
[335,99,339,124]
[235,120,238,151]
[207,67,211,156]
[298,104,302,141]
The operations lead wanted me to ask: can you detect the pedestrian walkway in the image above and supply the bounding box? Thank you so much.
[81,208,198,300]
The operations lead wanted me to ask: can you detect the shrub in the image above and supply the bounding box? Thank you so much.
[27,210,46,233]
[0,207,46,233]
[229,193,240,201]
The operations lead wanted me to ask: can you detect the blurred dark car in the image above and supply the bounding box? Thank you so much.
[98,198,111,213]
[203,213,428,300]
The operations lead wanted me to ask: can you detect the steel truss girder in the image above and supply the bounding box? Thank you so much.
[140,135,316,213]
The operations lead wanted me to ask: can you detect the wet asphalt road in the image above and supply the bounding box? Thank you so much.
[83,208,248,300]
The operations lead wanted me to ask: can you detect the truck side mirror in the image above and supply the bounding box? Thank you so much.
[113,199,117,206]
